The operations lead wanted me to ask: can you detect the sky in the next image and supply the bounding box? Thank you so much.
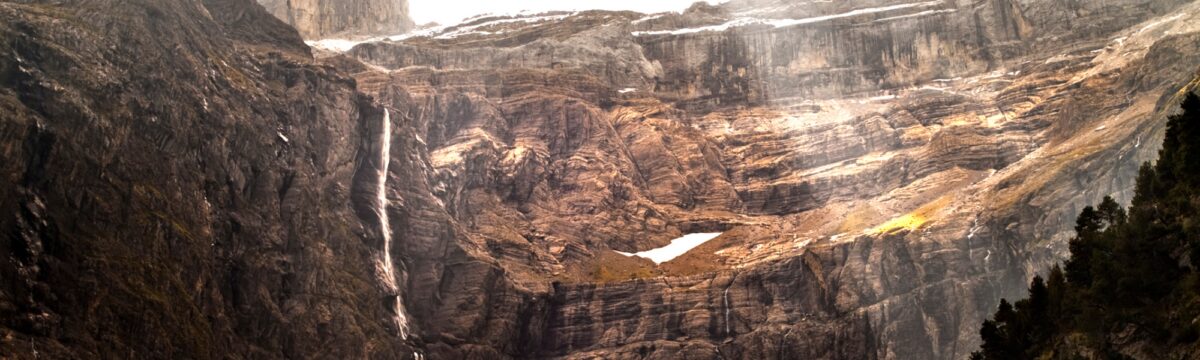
[408,0,724,26]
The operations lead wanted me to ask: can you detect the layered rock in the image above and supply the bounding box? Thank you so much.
[256,0,414,38]
[326,1,1200,359]
[3,0,1200,359]
[0,0,419,357]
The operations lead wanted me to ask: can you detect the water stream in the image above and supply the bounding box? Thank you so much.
[376,108,411,339]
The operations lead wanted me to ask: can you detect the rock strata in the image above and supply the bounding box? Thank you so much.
[0,0,418,357]
[3,0,1200,359]
[332,1,1200,359]
[256,0,414,38]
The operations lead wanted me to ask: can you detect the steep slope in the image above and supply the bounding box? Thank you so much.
[972,89,1200,360]
[323,0,1200,358]
[0,0,420,357]
[2,0,1199,359]
[256,0,414,38]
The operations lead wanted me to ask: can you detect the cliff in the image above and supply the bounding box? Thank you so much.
[334,0,1200,358]
[0,0,418,357]
[2,0,1200,359]
[256,0,414,38]
[973,88,1200,360]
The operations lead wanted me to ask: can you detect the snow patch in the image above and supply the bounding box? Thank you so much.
[303,12,573,51]
[433,13,574,40]
[616,233,723,264]
[1135,13,1184,35]
[632,14,667,24]
[633,1,943,36]
[387,25,452,41]
[618,88,638,94]
[306,39,370,52]
[873,8,956,23]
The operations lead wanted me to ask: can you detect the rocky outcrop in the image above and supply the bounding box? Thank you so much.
[0,0,418,357]
[328,1,1200,359]
[629,0,1181,110]
[256,0,414,38]
[3,0,1200,359]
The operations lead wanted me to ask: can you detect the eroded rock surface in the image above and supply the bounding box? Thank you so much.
[330,0,1200,359]
[0,0,419,357]
[3,0,1200,359]
[256,0,414,38]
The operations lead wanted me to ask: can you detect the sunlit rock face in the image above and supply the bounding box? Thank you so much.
[256,0,414,38]
[331,0,1200,358]
[3,0,1198,359]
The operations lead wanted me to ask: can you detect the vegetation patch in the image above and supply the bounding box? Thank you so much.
[870,195,952,234]
[972,93,1200,359]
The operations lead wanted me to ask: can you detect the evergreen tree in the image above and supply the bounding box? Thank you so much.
[972,93,1200,359]
[1065,206,1101,286]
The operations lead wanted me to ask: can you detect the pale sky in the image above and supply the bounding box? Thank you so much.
[409,0,724,26]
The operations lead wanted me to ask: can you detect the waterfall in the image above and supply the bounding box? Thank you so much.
[723,287,732,335]
[376,108,411,339]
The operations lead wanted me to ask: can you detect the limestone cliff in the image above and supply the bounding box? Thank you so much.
[3,0,1200,359]
[256,0,414,38]
[0,0,418,357]
[332,0,1200,358]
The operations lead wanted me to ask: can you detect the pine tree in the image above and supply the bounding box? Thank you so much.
[972,93,1200,358]
[1065,207,1101,286]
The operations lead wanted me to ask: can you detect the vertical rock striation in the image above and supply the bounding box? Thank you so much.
[255,0,415,38]
[0,0,417,357]
[330,1,1200,359]
[2,0,1200,359]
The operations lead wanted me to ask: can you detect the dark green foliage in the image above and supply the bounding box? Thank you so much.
[972,94,1200,359]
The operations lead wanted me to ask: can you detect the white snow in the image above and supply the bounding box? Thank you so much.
[433,13,574,39]
[410,0,729,27]
[632,17,763,36]
[766,2,941,27]
[864,94,898,102]
[618,88,638,94]
[633,1,943,36]
[631,14,667,24]
[873,8,956,23]
[306,12,575,50]
[387,25,452,41]
[616,233,723,264]
[1135,13,1184,35]
[306,39,370,52]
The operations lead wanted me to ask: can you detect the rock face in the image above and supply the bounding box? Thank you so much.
[0,0,418,357]
[332,1,1200,359]
[3,0,1200,359]
[256,0,414,38]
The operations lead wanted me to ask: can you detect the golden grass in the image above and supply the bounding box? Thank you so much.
[585,251,659,283]
[870,195,953,234]
[837,205,883,234]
